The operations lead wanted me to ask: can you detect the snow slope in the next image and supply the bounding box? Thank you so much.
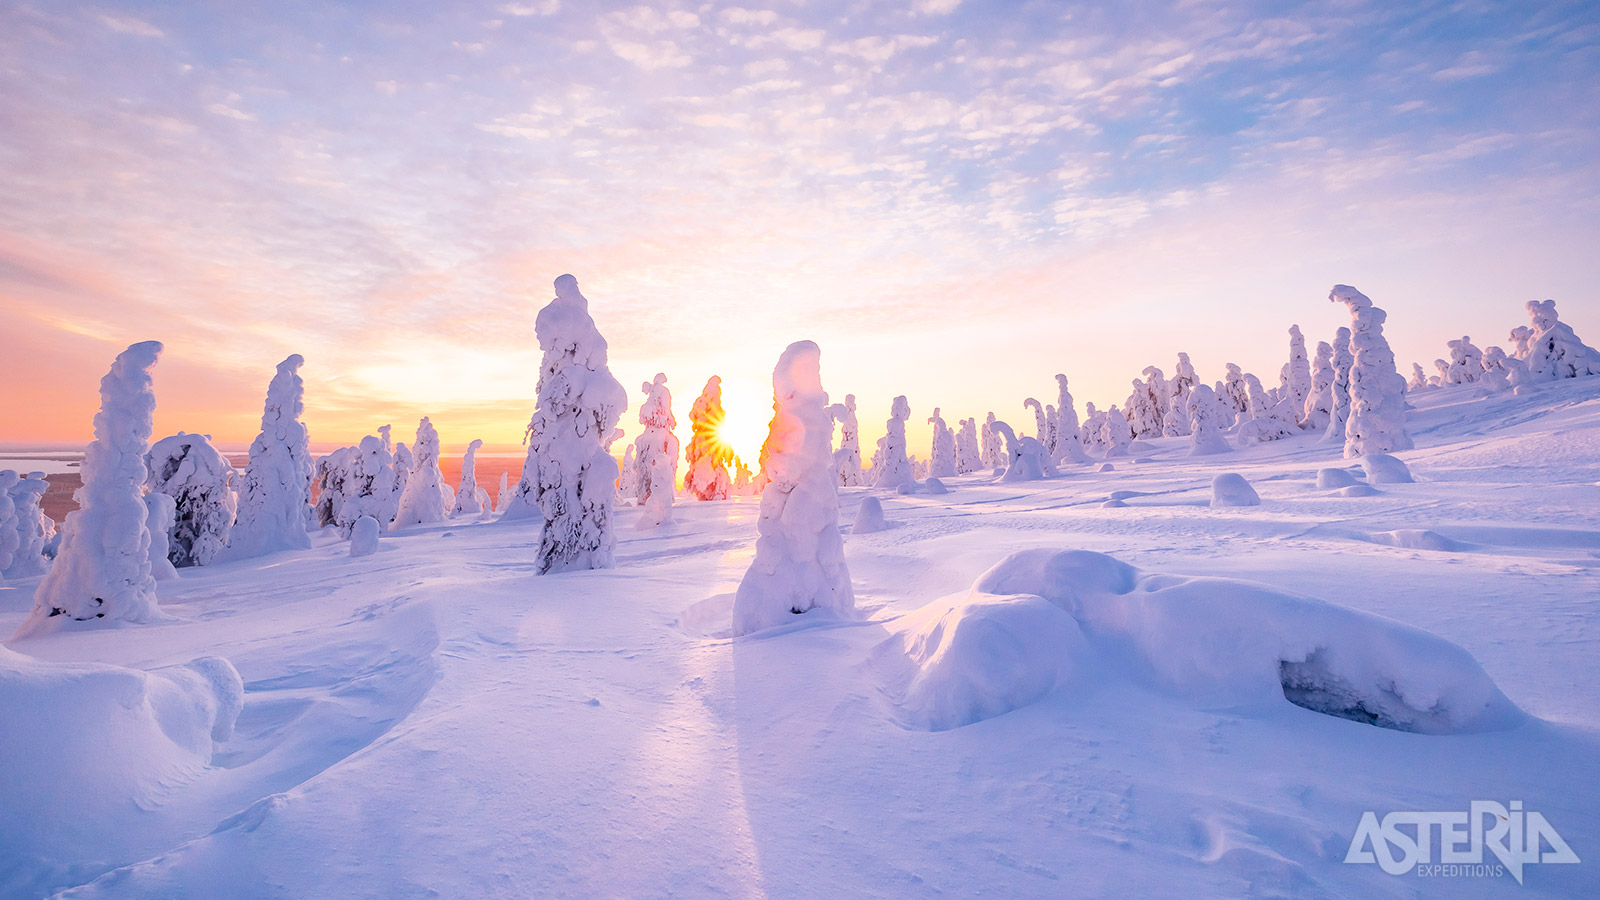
[1,378,1598,898]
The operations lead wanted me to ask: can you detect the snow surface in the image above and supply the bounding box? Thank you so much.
[2,377,1599,898]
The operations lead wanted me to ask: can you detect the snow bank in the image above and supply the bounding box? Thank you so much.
[0,645,243,850]
[732,341,854,635]
[1211,473,1260,507]
[875,549,1521,734]
[17,341,165,638]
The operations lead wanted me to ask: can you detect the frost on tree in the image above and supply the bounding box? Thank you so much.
[1407,362,1431,393]
[1479,348,1511,394]
[1305,341,1336,428]
[0,471,19,583]
[685,376,733,501]
[16,341,166,638]
[731,340,854,636]
[954,418,982,474]
[393,417,452,529]
[1221,364,1251,423]
[1023,398,1049,446]
[1187,384,1232,456]
[146,432,237,568]
[981,412,1004,468]
[453,439,490,517]
[1330,284,1412,457]
[1054,375,1088,461]
[3,472,53,580]
[873,395,914,490]
[927,408,957,478]
[1445,336,1484,384]
[1321,327,1354,445]
[1235,373,1298,443]
[631,373,680,529]
[225,354,313,560]
[827,393,865,488]
[1520,299,1600,380]
[501,274,629,575]
[1100,406,1132,458]
[1285,325,1312,415]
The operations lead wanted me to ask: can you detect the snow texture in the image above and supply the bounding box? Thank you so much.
[501,275,629,574]
[1330,285,1412,457]
[0,471,18,580]
[17,341,165,638]
[1211,473,1261,507]
[923,477,949,494]
[146,432,236,568]
[631,373,679,529]
[1100,407,1132,458]
[731,340,854,635]
[393,418,452,529]
[225,354,314,560]
[685,376,733,501]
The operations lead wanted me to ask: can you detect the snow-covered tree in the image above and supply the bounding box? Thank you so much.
[1479,348,1511,394]
[1221,364,1251,422]
[1236,373,1298,443]
[1141,366,1171,435]
[1023,398,1049,445]
[1080,403,1104,455]
[0,471,18,583]
[1101,406,1132,458]
[1123,380,1160,438]
[146,431,237,568]
[1407,362,1431,392]
[955,418,982,473]
[1504,354,1535,394]
[322,435,403,535]
[1330,284,1411,457]
[873,395,914,489]
[1321,327,1354,445]
[827,393,865,488]
[16,341,166,638]
[685,376,733,501]
[927,408,956,478]
[1520,299,1600,380]
[617,445,639,502]
[1285,325,1312,414]
[453,439,490,517]
[1509,325,1536,359]
[144,492,178,581]
[225,354,313,560]
[981,412,1004,468]
[3,472,53,580]
[732,457,754,494]
[393,417,452,529]
[989,420,1055,482]
[1187,384,1232,456]
[631,373,679,529]
[731,340,854,635]
[1304,341,1336,429]
[1446,336,1484,384]
[501,274,629,574]
[1054,374,1087,461]
[496,471,514,514]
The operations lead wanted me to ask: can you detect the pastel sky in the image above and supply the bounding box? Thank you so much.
[3,0,1598,460]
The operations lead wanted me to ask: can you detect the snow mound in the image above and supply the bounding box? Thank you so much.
[853,496,888,534]
[349,515,380,558]
[1369,529,1465,552]
[874,592,1085,731]
[923,477,949,494]
[894,481,920,495]
[1341,484,1381,498]
[1101,499,1128,508]
[1211,473,1260,507]
[0,646,243,840]
[1096,463,1115,473]
[1361,453,1414,484]
[1316,467,1359,489]
[875,549,1520,734]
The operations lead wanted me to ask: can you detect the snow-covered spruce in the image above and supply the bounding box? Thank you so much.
[1187,384,1232,456]
[1235,374,1298,444]
[143,493,178,581]
[453,439,490,517]
[1221,364,1251,423]
[1100,406,1132,458]
[225,354,313,560]
[1408,362,1431,392]
[981,413,1004,469]
[631,373,679,529]
[873,396,915,490]
[616,445,639,504]
[1520,299,1600,380]
[989,420,1056,483]
[0,471,18,583]
[3,472,53,580]
[731,341,854,635]
[1446,336,1484,384]
[1285,326,1312,416]
[1330,285,1412,457]
[495,472,513,513]
[927,408,956,479]
[501,274,629,574]
[145,432,236,568]
[954,418,982,474]
[1322,327,1354,445]
[1023,398,1049,447]
[1055,375,1088,460]
[1479,348,1511,394]
[827,393,865,488]
[1304,341,1336,429]
[16,342,165,638]
[685,376,733,501]
[393,417,453,529]
[1122,380,1158,439]
[1140,367,1170,438]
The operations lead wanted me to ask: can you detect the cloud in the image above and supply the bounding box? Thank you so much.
[98,13,164,39]
[498,1,560,16]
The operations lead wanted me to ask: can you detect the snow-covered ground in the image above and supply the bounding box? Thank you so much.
[3,380,1598,898]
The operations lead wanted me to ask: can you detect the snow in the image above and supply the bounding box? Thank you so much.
[1330,285,1412,457]
[1521,299,1600,380]
[731,340,854,635]
[923,476,949,495]
[1361,452,1414,484]
[144,492,179,581]
[1210,472,1261,507]
[224,354,314,561]
[392,417,452,529]
[828,393,866,488]
[631,373,679,529]
[926,407,956,478]
[146,432,237,567]
[1316,466,1360,489]
[871,395,914,490]
[3,472,52,579]
[2,357,1600,900]
[348,515,380,558]
[452,439,488,518]
[16,341,166,638]
[853,495,889,533]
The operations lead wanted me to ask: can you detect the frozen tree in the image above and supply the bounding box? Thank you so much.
[1330,284,1411,457]
[1285,325,1312,414]
[732,457,754,494]
[1446,336,1484,384]
[1304,341,1336,429]
[631,373,679,529]
[4,472,53,580]
[325,435,403,534]
[731,340,854,636]
[927,408,956,478]
[685,375,733,501]
[313,445,356,529]
[1504,354,1535,394]
[1080,403,1104,455]
[1407,362,1431,392]
[1141,366,1171,434]
[225,354,313,560]
[496,472,514,513]
[1054,375,1087,461]
[1023,398,1049,445]
[1321,327,1354,445]
[1508,325,1536,359]
[1432,359,1451,386]
[501,274,629,574]
[16,341,166,638]
[1163,355,1198,437]
[1221,364,1251,422]
[1124,379,1161,438]
[616,445,639,503]
[144,492,178,581]
[981,412,1004,468]
[0,471,17,582]
[1187,384,1232,455]
[1101,406,1132,458]
[1236,373,1298,443]
[989,420,1054,482]
[827,393,865,488]
[1044,404,1059,456]
[955,418,982,473]
[1521,299,1600,380]
[1479,348,1511,394]
[393,417,452,529]
[392,441,414,508]
[873,396,914,489]
[146,432,237,568]
[453,439,490,517]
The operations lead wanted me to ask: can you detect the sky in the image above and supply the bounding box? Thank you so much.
[3,0,1598,461]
